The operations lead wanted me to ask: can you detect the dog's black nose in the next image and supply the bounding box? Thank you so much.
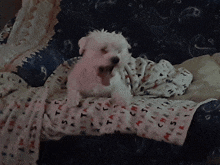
[110,57,120,64]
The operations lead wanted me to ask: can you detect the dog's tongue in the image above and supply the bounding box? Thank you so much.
[97,66,114,86]
[100,73,113,86]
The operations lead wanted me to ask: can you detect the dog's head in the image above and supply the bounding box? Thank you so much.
[78,29,131,67]
[78,29,132,86]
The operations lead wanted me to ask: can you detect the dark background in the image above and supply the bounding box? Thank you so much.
[0,0,22,29]
[8,0,220,87]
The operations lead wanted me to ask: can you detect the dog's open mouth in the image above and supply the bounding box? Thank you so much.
[97,65,114,86]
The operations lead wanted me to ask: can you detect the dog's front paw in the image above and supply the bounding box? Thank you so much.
[110,94,131,107]
[111,84,132,107]
[67,99,80,108]
[67,90,82,108]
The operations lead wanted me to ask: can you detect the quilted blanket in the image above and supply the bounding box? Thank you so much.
[0,56,215,165]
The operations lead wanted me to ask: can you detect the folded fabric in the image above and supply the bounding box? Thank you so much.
[172,54,220,102]
[0,56,215,165]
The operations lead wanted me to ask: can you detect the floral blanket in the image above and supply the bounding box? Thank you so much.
[0,56,215,165]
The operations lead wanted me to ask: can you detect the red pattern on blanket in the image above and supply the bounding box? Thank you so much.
[0,57,216,165]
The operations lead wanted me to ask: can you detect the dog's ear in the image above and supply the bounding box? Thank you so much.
[78,37,87,55]
[127,43,131,49]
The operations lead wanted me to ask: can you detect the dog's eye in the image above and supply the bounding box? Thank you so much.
[99,66,105,72]
[101,47,108,54]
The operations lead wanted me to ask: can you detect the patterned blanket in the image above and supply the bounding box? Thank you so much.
[0,56,215,165]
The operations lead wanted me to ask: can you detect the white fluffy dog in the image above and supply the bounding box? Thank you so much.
[67,29,132,107]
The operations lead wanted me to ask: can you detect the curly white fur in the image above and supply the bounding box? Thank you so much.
[67,29,132,107]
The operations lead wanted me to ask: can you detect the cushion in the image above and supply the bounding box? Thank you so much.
[172,54,220,102]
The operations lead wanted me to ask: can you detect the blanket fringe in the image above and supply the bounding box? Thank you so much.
[0,0,61,72]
